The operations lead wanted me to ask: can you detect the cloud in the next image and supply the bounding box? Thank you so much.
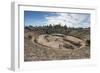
[45,12,90,28]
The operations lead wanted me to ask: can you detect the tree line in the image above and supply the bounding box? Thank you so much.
[25,24,90,35]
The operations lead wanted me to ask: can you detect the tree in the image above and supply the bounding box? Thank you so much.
[64,24,67,29]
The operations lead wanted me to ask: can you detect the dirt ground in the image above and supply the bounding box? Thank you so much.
[24,33,90,61]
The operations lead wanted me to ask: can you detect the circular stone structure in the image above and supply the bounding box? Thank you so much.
[33,34,85,49]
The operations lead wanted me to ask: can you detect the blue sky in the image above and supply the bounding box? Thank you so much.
[24,11,90,28]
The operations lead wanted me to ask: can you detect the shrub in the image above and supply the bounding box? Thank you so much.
[34,38,37,43]
[28,35,32,40]
[86,40,90,46]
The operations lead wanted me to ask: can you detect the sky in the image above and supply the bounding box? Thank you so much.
[24,11,90,28]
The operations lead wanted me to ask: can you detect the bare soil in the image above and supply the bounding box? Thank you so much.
[24,32,90,61]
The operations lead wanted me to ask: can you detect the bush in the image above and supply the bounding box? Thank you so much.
[34,38,37,43]
[28,35,32,40]
[86,40,90,46]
